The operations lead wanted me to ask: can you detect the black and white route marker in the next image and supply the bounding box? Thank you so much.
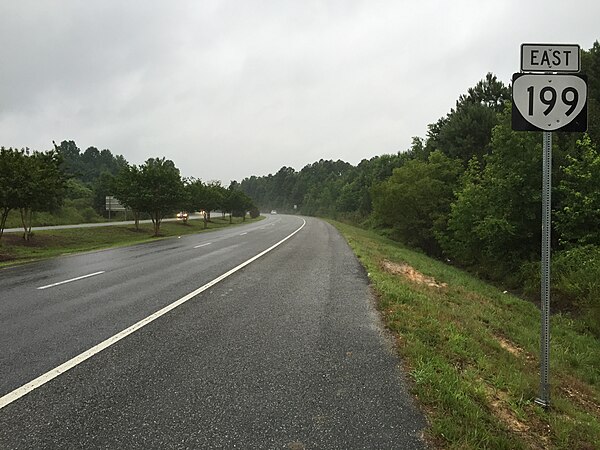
[512,72,588,132]
[512,42,587,410]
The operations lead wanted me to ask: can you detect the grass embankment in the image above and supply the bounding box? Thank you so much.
[3,206,121,228]
[0,216,264,267]
[331,221,600,450]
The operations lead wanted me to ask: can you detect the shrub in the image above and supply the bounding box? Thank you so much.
[522,245,600,336]
[553,246,600,304]
[249,207,260,219]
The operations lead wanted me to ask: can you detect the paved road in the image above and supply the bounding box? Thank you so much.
[0,214,426,449]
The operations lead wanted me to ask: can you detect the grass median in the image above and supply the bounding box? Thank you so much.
[330,220,600,450]
[0,216,264,268]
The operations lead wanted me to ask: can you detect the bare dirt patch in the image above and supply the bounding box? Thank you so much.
[561,377,600,416]
[482,383,551,450]
[496,335,524,357]
[493,334,537,364]
[381,259,447,288]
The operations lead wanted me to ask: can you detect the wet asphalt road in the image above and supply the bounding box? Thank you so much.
[0,215,426,449]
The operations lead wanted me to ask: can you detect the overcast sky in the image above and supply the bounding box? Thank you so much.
[1,1,598,183]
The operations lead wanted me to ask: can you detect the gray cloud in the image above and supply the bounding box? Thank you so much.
[1,0,598,182]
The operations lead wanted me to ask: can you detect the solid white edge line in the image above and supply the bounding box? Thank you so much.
[193,243,212,248]
[37,271,106,290]
[0,218,306,410]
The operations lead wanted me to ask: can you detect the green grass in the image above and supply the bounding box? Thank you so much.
[3,205,112,228]
[0,216,264,267]
[330,220,600,450]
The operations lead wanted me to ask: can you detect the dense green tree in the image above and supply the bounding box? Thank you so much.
[185,179,224,228]
[55,140,126,185]
[581,41,600,145]
[435,101,499,162]
[13,149,67,241]
[114,165,144,230]
[371,151,463,254]
[336,180,362,213]
[406,136,428,161]
[581,41,600,110]
[0,148,27,241]
[54,140,82,177]
[459,72,511,113]
[223,188,254,223]
[441,108,542,278]
[555,135,600,246]
[426,73,510,164]
[547,43,600,174]
[185,180,227,221]
[237,192,255,222]
[205,182,227,220]
[54,140,128,216]
[114,158,185,235]
[138,158,185,236]
[249,206,260,219]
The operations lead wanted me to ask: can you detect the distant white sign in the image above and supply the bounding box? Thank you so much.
[105,196,126,211]
[521,44,580,73]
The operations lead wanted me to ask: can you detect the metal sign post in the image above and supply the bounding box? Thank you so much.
[512,43,587,409]
[537,131,552,408]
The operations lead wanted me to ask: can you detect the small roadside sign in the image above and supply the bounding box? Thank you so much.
[521,43,580,72]
[105,196,126,211]
[512,73,588,132]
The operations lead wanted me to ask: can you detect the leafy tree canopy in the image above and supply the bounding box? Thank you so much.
[426,73,510,164]
[114,157,185,235]
[371,150,463,255]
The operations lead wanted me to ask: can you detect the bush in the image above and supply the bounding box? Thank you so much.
[553,246,600,305]
[371,151,463,255]
[522,245,600,336]
[81,207,100,222]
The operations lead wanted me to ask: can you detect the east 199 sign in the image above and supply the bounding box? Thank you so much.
[512,73,588,132]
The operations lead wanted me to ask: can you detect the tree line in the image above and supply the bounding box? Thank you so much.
[111,158,256,236]
[238,42,600,331]
[0,146,257,240]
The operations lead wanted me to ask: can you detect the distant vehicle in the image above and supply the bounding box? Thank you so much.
[271,210,277,214]
[176,211,189,220]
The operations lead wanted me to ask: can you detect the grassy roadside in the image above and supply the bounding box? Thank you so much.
[330,220,600,450]
[0,216,264,268]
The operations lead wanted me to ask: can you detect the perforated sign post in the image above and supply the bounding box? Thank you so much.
[512,43,587,409]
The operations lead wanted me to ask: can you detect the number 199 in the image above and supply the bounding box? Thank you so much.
[527,86,579,116]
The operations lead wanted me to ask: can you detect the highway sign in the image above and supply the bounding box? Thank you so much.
[521,43,580,72]
[512,73,587,132]
[515,42,586,409]
[105,196,126,211]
